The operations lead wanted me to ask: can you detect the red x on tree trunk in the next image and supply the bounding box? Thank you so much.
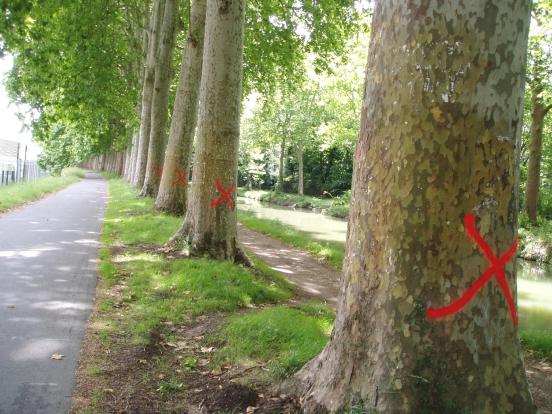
[210,179,236,210]
[172,165,188,188]
[427,213,519,326]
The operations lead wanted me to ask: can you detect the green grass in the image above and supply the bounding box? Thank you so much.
[0,167,85,213]
[99,178,292,345]
[238,210,344,269]
[102,178,182,246]
[212,303,334,378]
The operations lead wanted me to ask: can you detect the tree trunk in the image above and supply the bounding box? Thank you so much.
[156,0,207,214]
[141,0,179,197]
[278,136,286,191]
[525,96,549,224]
[133,0,165,188]
[169,0,245,262]
[117,151,125,176]
[297,1,535,413]
[297,141,304,195]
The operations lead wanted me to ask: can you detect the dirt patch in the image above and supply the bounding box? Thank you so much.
[526,357,552,414]
[202,383,258,412]
[238,225,340,308]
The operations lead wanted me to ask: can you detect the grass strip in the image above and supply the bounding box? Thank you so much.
[0,167,85,213]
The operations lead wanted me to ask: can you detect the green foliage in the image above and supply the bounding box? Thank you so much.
[0,167,84,213]
[243,0,369,94]
[1,0,143,169]
[212,305,334,377]
[239,32,367,195]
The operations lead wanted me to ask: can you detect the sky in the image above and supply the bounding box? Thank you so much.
[0,55,41,160]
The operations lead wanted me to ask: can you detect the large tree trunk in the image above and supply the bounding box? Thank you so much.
[156,0,207,214]
[525,95,550,224]
[297,141,304,195]
[140,0,179,197]
[297,1,535,413]
[169,0,245,262]
[133,0,165,188]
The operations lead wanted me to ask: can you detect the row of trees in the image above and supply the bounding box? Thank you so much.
[1,0,365,259]
[0,0,543,412]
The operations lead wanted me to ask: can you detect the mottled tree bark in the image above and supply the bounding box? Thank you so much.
[525,95,551,223]
[141,0,179,197]
[133,0,165,188]
[169,0,245,262]
[298,1,535,413]
[156,0,207,214]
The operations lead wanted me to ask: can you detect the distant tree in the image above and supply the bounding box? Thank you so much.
[525,0,552,223]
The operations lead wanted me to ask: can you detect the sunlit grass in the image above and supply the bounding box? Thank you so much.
[211,303,334,378]
[99,178,292,345]
[0,167,85,213]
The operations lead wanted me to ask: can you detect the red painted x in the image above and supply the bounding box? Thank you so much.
[427,213,518,326]
[210,179,236,210]
[172,166,188,188]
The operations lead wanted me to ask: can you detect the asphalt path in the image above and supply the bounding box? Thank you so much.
[0,173,107,414]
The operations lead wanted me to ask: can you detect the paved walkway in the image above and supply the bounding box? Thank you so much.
[0,174,107,414]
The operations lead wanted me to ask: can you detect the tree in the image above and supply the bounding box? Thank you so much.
[156,0,207,213]
[140,0,180,197]
[524,0,552,223]
[170,0,246,262]
[297,1,536,413]
[133,0,165,187]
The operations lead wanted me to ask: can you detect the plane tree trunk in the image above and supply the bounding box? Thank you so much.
[169,0,246,262]
[133,0,165,188]
[297,1,536,413]
[525,94,551,223]
[140,0,179,197]
[156,0,207,214]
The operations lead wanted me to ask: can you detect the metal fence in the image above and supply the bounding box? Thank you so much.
[0,139,48,187]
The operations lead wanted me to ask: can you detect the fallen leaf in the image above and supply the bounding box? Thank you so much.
[211,368,222,376]
[103,389,114,394]
[50,354,64,360]
[246,406,258,414]
[200,347,214,353]
[138,359,147,365]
